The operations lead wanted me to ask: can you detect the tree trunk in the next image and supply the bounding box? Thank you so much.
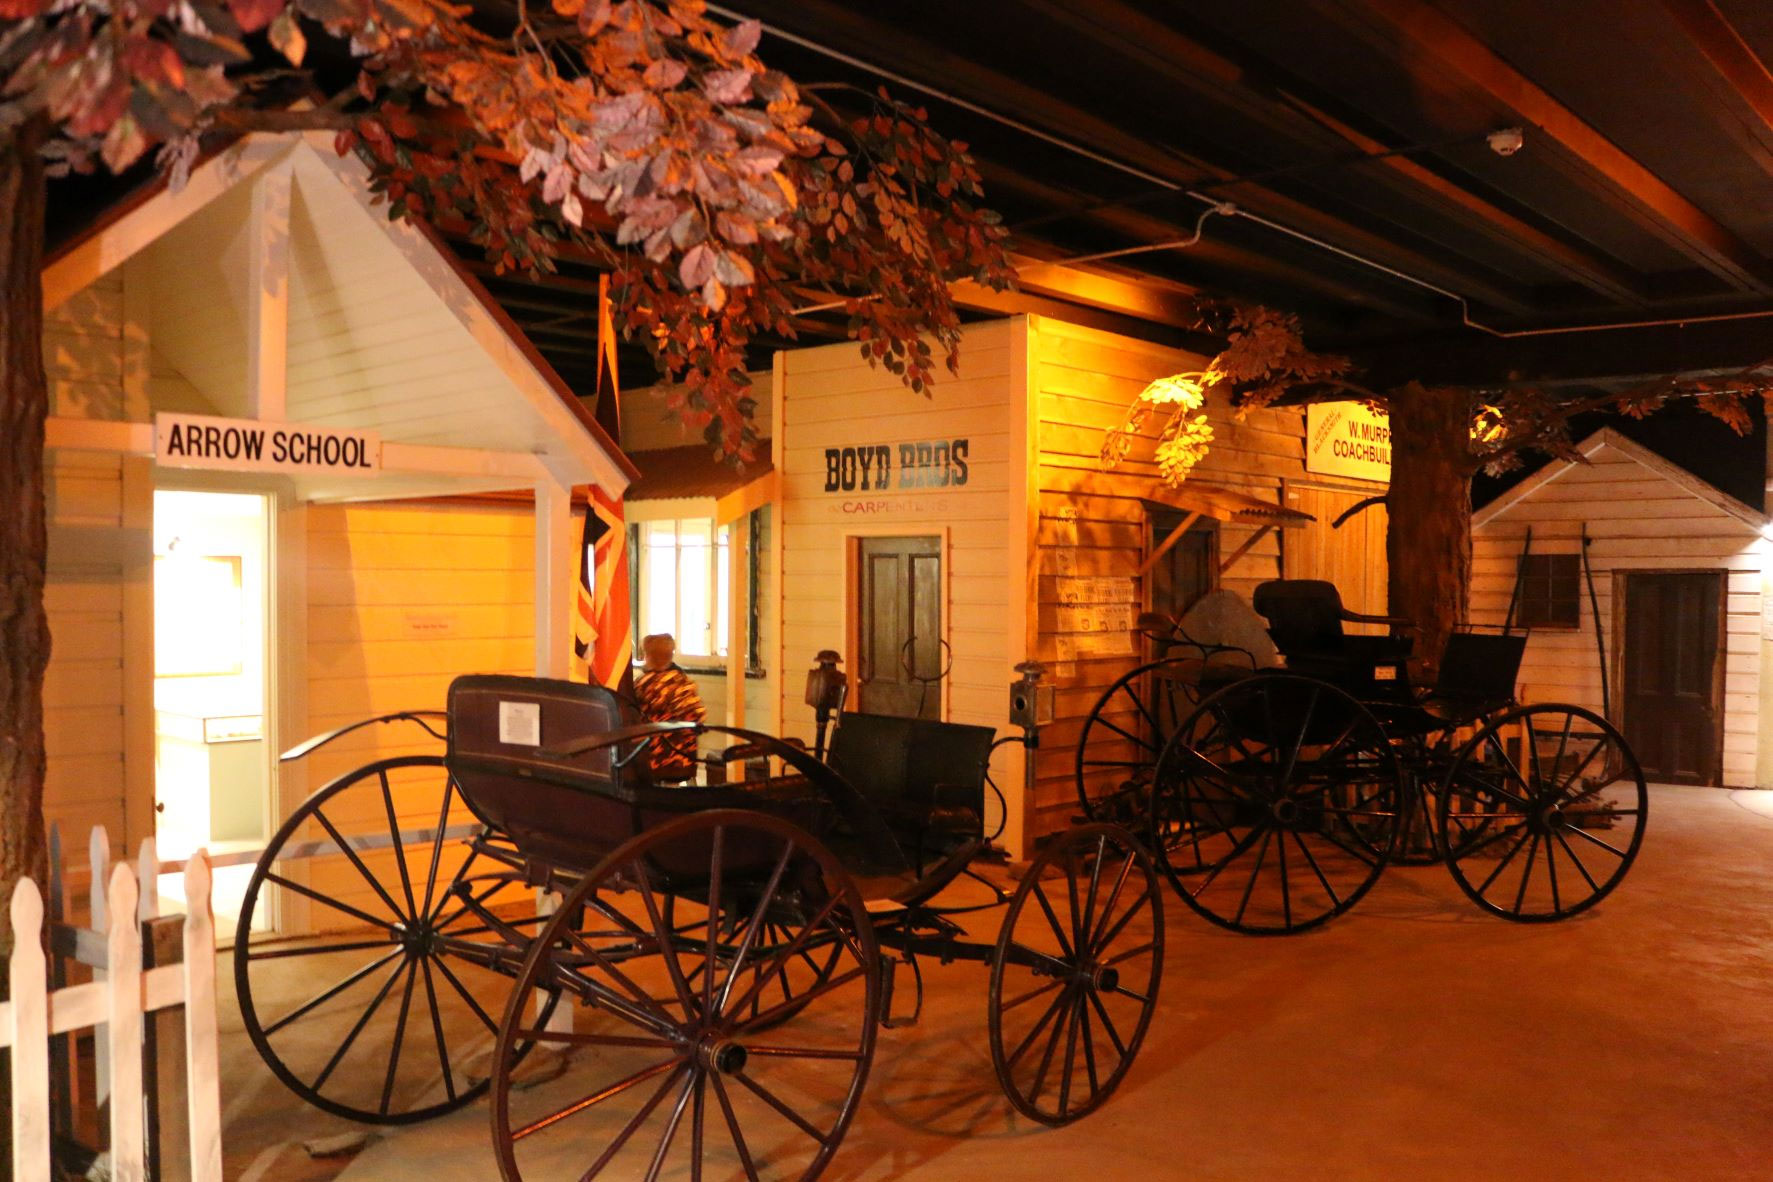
[1385,382,1474,677]
[0,117,53,943]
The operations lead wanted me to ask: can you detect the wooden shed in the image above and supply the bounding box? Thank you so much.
[1471,428,1772,788]
[718,315,1391,853]
[39,130,634,925]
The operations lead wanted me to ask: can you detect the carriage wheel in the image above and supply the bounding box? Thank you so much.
[235,755,557,1124]
[1440,705,1648,922]
[1148,675,1404,935]
[664,903,842,1035]
[491,809,879,1182]
[989,824,1162,1125]
[1074,658,1201,824]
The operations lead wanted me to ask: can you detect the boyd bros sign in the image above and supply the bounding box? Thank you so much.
[155,412,381,475]
[823,437,970,492]
[1305,402,1391,481]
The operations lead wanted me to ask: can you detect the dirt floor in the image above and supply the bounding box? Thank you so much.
[216,785,1773,1180]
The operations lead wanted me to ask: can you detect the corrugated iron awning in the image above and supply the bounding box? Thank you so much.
[627,442,777,523]
[1139,483,1315,528]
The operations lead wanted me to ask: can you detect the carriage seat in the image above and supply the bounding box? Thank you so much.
[1251,579,1414,692]
[826,711,997,868]
[445,674,829,878]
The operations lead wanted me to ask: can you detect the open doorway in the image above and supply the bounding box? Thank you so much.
[152,489,273,929]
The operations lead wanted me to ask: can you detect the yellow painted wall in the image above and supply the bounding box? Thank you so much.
[290,499,538,932]
[43,269,153,856]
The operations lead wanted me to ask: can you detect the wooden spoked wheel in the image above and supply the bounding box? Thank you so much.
[1149,675,1405,935]
[988,823,1162,1126]
[1440,705,1648,922]
[235,756,556,1124]
[491,809,880,1182]
[1073,658,1202,824]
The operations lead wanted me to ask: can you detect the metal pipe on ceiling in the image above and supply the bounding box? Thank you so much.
[712,2,1773,342]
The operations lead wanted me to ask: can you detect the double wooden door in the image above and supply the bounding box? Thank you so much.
[855,536,942,719]
[1622,572,1723,784]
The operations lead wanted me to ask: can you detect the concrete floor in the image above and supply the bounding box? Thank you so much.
[218,786,1773,1180]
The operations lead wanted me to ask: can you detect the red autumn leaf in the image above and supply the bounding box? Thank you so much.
[0,0,50,16]
[226,0,287,34]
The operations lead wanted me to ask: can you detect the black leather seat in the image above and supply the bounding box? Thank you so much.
[1251,579,1414,696]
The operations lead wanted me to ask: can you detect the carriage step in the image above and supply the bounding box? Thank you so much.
[879,954,924,1030]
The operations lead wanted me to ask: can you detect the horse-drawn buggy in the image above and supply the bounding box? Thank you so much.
[235,671,1163,1179]
[1075,579,1648,935]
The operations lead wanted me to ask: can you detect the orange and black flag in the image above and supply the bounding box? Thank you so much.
[572,488,633,693]
[571,274,634,694]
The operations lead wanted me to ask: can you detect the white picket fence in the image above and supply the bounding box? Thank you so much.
[0,841,222,1182]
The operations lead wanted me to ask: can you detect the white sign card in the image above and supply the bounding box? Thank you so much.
[498,700,542,747]
[1305,401,1391,481]
[155,412,382,475]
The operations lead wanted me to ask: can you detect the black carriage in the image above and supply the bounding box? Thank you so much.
[1076,578,1648,935]
[234,673,1163,1178]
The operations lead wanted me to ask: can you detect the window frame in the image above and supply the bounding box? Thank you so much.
[633,515,730,662]
[1515,552,1582,631]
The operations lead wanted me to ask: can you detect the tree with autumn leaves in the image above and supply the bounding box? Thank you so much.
[1105,302,1773,669]
[0,0,1011,933]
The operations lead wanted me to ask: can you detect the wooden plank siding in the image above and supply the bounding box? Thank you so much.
[42,270,148,854]
[294,501,538,930]
[1027,317,1387,841]
[1472,437,1769,786]
[773,320,1022,839]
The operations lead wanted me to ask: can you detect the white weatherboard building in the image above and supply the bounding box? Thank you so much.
[40,130,634,929]
[1471,428,1772,788]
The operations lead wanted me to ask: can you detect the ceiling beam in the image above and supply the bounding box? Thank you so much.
[1339,0,1773,295]
[981,162,1442,323]
[1018,0,1648,307]
[729,0,1536,314]
[1659,0,1773,145]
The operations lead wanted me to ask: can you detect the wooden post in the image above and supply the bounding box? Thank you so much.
[90,826,109,1109]
[107,865,144,1182]
[726,513,750,735]
[534,479,574,679]
[182,853,222,1182]
[11,880,50,1182]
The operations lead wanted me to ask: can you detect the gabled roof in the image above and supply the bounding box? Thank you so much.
[42,131,637,496]
[1473,427,1767,530]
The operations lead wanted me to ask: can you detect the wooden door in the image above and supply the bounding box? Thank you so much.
[1622,572,1723,784]
[1148,509,1216,620]
[856,536,942,718]
[1284,484,1389,623]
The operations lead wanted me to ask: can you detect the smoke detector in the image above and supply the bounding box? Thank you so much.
[1487,127,1525,157]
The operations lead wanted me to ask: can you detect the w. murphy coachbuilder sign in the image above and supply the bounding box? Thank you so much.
[1305,402,1391,481]
[155,412,381,475]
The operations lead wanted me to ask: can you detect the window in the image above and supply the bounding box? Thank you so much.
[1517,554,1581,629]
[635,518,730,660]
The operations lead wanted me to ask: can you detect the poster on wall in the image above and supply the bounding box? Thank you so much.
[1305,402,1391,481]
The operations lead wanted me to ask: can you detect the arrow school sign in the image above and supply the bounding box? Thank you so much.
[155,413,381,475]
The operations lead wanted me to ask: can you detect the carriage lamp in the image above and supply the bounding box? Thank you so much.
[1009,661,1055,729]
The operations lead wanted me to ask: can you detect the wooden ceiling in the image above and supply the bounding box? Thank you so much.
[50,1,1773,398]
[559,0,1773,393]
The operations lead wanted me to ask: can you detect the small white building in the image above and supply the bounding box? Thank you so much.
[1471,428,1772,787]
[40,130,634,926]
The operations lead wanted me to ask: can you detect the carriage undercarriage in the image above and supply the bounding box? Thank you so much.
[235,689,1162,1180]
